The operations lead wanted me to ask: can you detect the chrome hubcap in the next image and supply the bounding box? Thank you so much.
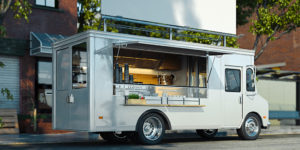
[143,116,162,141]
[245,117,259,137]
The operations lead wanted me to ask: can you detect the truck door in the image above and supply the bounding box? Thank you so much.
[56,47,71,129]
[242,66,257,116]
[55,42,89,130]
[223,66,243,127]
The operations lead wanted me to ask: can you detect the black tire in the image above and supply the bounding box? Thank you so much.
[196,129,218,139]
[237,113,261,140]
[136,113,165,145]
[100,132,131,143]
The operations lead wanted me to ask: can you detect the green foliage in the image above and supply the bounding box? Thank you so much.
[249,0,299,60]
[18,114,51,120]
[18,114,32,120]
[0,25,6,37]
[0,117,3,128]
[0,0,32,37]
[1,88,13,100]
[236,0,258,25]
[226,36,239,48]
[77,0,101,32]
[78,1,238,47]
[250,0,299,37]
[99,19,239,47]
[0,61,14,100]
[128,94,139,99]
[0,61,5,68]
[10,0,32,22]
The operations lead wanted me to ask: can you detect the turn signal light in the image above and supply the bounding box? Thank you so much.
[263,116,267,119]
[99,116,104,119]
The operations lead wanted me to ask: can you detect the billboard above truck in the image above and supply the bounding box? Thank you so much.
[101,0,236,35]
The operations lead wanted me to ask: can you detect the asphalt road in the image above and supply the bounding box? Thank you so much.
[1,134,300,150]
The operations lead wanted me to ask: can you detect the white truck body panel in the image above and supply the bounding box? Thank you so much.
[52,31,269,132]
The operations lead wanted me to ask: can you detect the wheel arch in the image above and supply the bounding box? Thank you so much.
[136,109,172,131]
[245,111,263,127]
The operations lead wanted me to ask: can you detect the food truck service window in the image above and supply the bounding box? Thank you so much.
[225,69,241,92]
[113,49,207,87]
[72,43,87,89]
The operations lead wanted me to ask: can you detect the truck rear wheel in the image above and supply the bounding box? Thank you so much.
[196,129,218,139]
[136,113,165,145]
[237,113,261,140]
[100,132,130,143]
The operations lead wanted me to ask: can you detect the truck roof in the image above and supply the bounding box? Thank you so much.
[53,30,255,56]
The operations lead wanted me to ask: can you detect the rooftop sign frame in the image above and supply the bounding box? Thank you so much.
[101,0,236,35]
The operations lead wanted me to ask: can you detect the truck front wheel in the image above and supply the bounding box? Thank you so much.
[237,113,261,140]
[136,113,165,145]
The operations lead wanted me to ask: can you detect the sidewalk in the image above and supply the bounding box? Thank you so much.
[0,132,97,145]
[220,125,300,136]
[1,125,300,146]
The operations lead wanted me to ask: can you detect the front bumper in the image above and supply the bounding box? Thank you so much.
[262,121,271,129]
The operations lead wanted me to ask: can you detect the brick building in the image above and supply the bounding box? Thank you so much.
[0,0,77,132]
[237,21,300,71]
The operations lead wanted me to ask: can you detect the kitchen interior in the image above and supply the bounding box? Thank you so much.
[113,47,208,105]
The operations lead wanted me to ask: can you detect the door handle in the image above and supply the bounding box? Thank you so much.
[67,93,74,104]
[239,96,243,104]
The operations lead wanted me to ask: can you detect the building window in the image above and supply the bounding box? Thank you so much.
[225,69,241,92]
[36,0,58,8]
[246,68,255,92]
[38,61,52,85]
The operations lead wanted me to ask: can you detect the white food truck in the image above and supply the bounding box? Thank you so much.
[52,30,269,144]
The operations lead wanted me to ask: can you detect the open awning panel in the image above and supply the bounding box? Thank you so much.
[114,41,226,57]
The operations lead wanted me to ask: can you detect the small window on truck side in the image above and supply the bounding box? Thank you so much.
[246,68,255,92]
[225,69,241,92]
[72,42,87,89]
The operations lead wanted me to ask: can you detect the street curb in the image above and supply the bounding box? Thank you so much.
[2,132,300,146]
[0,140,95,146]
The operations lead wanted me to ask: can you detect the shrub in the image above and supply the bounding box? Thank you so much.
[128,94,139,99]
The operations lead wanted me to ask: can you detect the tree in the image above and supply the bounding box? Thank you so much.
[77,1,238,47]
[250,0,299,60]
[0,0,31,37]
[77,0,101,32]
[236,0,258,26]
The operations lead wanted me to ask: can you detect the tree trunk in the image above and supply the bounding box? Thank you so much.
[77,11,85,32]
[254,26,279,61]
[253,34,261,52]
[0,0,13,25]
